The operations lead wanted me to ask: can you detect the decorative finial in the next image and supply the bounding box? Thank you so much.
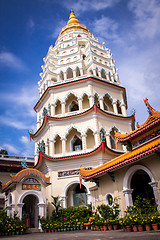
[144,98,153,115]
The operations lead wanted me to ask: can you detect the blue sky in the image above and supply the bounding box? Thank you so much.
[0,0,160,156]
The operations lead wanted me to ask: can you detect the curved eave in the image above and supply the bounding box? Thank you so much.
[79,136,160,179]
[2,168,51,192]
[34,77,127,111]
[115,118,160,142]
[34,142,122,169]
[31,105,134,139]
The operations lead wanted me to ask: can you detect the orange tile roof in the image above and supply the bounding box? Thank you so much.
[2,168,50,191]
[115,99,160,141]
[79,136,160,179]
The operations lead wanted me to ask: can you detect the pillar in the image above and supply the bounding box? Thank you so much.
[80,68,83,76]
[62,102,65,116]
[99,98,104,110]
[64,72,67,80]
[73,69,76,78]
[121,103,127,116]
[123,189,133,207]
[51,104,55,116]
[78,98,82,111]
[149,181,160,211]
[62,138,66,155]
[17,203,24,220]
[113,101,118,114]
[49,140,54,156]
[106,134,111,148]
[82,134,87,152]
[89,95,94,107]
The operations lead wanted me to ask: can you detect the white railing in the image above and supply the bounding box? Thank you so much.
[0,155,34,162]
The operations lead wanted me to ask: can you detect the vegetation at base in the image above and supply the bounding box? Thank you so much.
[0,210,27,235]
[119,196,160,227]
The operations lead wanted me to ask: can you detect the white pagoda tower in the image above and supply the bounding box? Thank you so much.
[31,9,134,210]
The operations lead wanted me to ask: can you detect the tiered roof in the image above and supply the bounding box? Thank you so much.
[79,99,160,179]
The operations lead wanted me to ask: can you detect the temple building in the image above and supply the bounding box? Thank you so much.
[2,10,160,229]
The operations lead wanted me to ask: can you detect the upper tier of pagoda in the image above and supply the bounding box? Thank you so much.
[58,9,91,38]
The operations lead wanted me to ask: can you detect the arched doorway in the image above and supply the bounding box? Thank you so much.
[22,194,39,228]
[62,181,91,208]
[123,165,159,209]
[131,169,155,205]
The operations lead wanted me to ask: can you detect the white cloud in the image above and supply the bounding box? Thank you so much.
[51,20,66,38]
[128,0,160,39]
[0,144,19,155]
[20,135,35,157]
[63,0,120,13]
[0,51,27,70]
[92,16,120,43]
[20,136,30,144]
[0,116,30,130]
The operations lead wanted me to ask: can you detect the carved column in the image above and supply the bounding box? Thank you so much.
[73,69,76,78]
[51,104,55,116]
[80,68,83,76]
[99,97,104,110]
[123,188,133,207]
[78,98,82,111]
[106,134,111,148]
[113,101,118,114]
[17,203,24,220]
[149,181,160,211]
[49,140,54,156]
[89,95,94,107]
[64,72,67,80]
[121,103,127,116]
[82,134,87,152]
[62,138,66,155]
[62,102,65,116]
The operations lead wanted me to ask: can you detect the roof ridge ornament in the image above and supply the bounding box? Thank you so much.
[144,98,153,115]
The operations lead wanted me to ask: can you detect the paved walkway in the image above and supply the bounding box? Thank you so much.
[1,230,160,240]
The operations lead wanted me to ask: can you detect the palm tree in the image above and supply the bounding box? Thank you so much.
[51,196,62,213]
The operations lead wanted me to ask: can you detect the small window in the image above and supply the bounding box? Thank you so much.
[71,135,82,151]
[106,193,114,206]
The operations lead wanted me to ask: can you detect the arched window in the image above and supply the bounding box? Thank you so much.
[89,69,93,75]
[103,94,113,112]
[65,93,78,113]
[71,135,82,151]
[69,100,79,112]
[54,135,62,154]
[105,193,114,206]
[110,127,123,150]
[67,68,73,79]
[76,67,81,77]
[55,100,62,115]
[86,129,95,149]
[60,71,64,80]
[101,69,106,79]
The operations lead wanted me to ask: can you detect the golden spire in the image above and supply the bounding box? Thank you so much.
[67,9,80,25]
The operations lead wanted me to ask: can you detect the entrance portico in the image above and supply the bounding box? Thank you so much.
[2,168,50,229]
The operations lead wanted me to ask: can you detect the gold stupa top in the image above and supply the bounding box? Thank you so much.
[67,8,80,25]
[58,9,91,37]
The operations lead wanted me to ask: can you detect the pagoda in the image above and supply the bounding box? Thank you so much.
[30,9,134,210]
[2,10,136,226]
